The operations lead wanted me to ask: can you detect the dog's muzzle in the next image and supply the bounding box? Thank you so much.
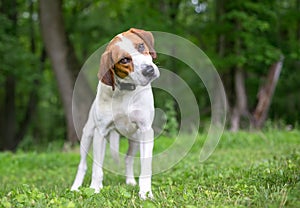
[141,64,155,77]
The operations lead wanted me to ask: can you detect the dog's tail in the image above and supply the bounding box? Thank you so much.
[109,130,120,164]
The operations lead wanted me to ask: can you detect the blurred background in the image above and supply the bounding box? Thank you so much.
[0,0,299,151]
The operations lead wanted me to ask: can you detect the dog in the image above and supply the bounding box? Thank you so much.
[71,28,159,199]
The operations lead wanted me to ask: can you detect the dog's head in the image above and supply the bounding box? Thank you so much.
[98,28,159,90]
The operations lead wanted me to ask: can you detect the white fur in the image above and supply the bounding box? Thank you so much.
[71,34,159,200]
[116,35,159,86]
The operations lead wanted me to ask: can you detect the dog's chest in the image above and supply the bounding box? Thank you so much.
[97,86,154,137]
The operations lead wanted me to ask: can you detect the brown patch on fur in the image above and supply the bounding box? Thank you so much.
[98,28,156,90]
[129,28,157,59]
[114,62,134,78]
[98,51,115,90]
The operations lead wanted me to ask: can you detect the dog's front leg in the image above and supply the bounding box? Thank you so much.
[71,116,94,191]
[71,132,91,191]
[139,128,154,199]
[90,128,106,193]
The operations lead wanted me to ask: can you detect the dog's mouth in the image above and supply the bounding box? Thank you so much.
[140,78,154,86]
[122,64,159,87]
[142,70,159,86]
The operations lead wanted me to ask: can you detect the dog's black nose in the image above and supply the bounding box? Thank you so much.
[142,65,155,77]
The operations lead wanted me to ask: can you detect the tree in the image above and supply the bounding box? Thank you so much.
[0,0,43,150]
[212,0,282,130]
[1,0,299,151]
[39,0,80,145]
[253,56,284,128]
[0,0,17,150]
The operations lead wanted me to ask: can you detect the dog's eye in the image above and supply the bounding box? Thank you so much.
[119,57,131,64]
[137,43,145,53]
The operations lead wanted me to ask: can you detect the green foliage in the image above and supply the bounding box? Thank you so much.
[0,12,41,148]
[163,99,179,137]
[1,130,300,207]
[0,3,66,148]
[0,14,39,89]
[1,0,300,149]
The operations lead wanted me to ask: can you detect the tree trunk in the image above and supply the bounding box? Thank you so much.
[297,0,300,42]
[230,19,249,131]
[252,56,284,129]
[0,0,17,150]
[14,49,47,149]
[215,0,226,57]
[3,76,17,149]
[215,0,229,127]
[39,0,78,144]
[9,0,46,151]
[230,68,249,131]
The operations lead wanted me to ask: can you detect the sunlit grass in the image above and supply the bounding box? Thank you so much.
[1,130,299,207]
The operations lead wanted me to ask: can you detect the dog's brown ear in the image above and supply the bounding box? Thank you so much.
[98,51,115,90]
[130,28,157,59]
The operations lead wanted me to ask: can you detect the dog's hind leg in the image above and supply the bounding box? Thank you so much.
[90,127,106,193]
[125,140,139,186]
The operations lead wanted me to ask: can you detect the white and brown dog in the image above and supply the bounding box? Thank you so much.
[71,28,159,199]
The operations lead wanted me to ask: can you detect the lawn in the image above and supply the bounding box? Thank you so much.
[0,130,299,207]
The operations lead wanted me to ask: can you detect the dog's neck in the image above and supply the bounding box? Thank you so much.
[115,77,136,91]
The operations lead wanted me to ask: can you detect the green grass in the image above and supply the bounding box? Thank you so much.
[1,130,300,207]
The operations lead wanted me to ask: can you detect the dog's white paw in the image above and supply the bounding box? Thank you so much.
[70,184,80,192]
[126,178,137,186]
[70,187,79,192]
[90,184,103,193]
[139,191,154,200]
[94,188,100,194]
